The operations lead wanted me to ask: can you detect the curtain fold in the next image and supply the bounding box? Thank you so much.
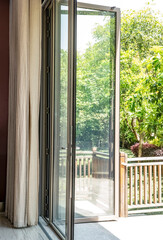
[5,0,41,228]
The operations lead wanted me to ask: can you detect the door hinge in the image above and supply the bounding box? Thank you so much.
[46,16,50,24]
[45,203,48,211]
[46,148,50,155]
[45,189,49,197]
[46,29,50,38]
[46,66,50,73]
[46,107,50,114]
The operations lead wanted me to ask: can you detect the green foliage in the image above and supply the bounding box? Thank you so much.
[120,8,163,152]
[121,8,163,58]
[76,17,116,150]
[149,137,163,148]
[75,7,163,152]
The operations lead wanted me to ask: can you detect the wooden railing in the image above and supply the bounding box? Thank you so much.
[120,152,163,216]
[92,151,111,178]
[75,150,111,178]
[75,151,92,178]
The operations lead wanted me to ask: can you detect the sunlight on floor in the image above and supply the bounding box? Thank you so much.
[99,214,163,240]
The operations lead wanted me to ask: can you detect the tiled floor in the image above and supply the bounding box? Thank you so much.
[1,212,163,240]
[0,213,48,240]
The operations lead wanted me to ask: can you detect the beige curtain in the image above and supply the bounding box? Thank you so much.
[5,0,41,227]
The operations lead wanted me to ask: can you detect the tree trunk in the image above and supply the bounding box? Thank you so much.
[138,134,143,157]
[131,118,139,142]
[122,134,125,148]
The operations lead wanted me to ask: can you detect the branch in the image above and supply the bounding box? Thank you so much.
[131,118,139,141]
[125,117,134,133]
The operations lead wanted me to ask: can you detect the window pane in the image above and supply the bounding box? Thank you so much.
[53,4,68,235]
[75,7,116,218]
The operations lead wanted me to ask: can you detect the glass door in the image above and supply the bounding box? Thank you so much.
[41,0,120,239]
[52,0,76,239]
[75,2,120,223]
[41,0,76,240]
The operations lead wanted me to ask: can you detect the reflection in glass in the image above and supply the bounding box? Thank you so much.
[53,4,68,235]
[75,8,116,219]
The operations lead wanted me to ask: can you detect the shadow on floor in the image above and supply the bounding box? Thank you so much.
[75,222,120,240]
[0,213,13,228]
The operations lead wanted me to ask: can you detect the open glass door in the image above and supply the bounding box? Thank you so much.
[41,0,120,239]
[75,2,120,223]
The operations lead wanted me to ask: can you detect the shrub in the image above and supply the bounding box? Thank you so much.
[149,138,163,148]
[154,149,163,156]
[130,142,160,157]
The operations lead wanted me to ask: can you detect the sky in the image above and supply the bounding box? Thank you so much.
[78,0,163,12]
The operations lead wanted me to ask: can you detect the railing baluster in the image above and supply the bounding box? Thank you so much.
[79,159,81,178]
[88,158,90,178]
[153,165,156,204]
[144,166,147,204]
[158,165,161,203]
[139,166,142,205]
[149,165,152,204]
[130,166,133,205]
[134,166,137,205]
[120,152,128,217]
[61,158,64,177]
[83,158,86,177]
[75,159,77,178]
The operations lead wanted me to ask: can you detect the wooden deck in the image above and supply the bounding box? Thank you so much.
[75,177,114,218]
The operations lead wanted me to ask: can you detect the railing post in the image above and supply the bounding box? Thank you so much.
[92,147,97,178]
[83,158,86,177]
[79,158,82,178]
[75,159,77,178]
[88,158,90,177]
[120,152,128,217]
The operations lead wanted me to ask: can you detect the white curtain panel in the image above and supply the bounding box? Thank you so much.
[5,0,41,227]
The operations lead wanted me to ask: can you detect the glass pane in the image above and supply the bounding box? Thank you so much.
[53,3,68,235]
[75,8,116,218]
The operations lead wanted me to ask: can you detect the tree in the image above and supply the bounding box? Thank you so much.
[121,8,163,58]
[120,8,163,156]
[144,46,163,147]
[75,7,163,155]
[76,16,116,150]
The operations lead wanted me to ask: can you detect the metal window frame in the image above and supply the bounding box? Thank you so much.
[67,0,77,239]
[41,0,53,219]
